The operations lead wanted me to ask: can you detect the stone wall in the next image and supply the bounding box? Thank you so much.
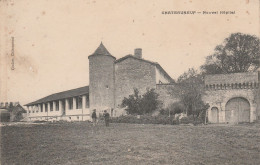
[204,72,259,123]
[203,88,258,123]
[115,57,156,108]
[89,55,115,111]
[155,67,172,84]
[205,72,258,85]
[156,84,179,109]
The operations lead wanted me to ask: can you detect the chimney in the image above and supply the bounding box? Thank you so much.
[134,48,142,58]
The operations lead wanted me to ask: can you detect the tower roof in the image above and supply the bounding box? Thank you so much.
[91,42,112,56]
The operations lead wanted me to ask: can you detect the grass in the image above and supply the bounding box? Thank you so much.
[1,122,260,165]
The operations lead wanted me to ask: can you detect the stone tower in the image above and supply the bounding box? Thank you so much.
[88,42,116,112]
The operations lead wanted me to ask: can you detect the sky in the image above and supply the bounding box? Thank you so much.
[0,0,259,106]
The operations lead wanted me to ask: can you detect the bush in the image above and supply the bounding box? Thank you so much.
[178,116,204,125]
[172,119,179,125]
[179,117,190,124]
[110,115,174,125]
[122,88,161,115]
[110,114,205,125]
[33,120,48,123]
[160,102,185,116]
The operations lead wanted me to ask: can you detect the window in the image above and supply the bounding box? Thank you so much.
[62,100,65,111]
[45,103,48,112]
[79,97,82,109]
[55,101,59,111]
[40,104,43,112]
[76,97,82,109]
[35,106,38,113]
[69,98,73,110]
[86,95,89,108]
[50,102,53,111]
[76,97,78,109]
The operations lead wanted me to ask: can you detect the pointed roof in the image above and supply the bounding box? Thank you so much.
[91,42,112,56]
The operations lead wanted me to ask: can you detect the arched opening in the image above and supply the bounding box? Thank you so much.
[225,97,250,123]
[210,107,219,123]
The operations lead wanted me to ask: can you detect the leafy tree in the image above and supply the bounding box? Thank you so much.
[159,101,184,116]
[122,88,141,115]
[122,88,160,115]
[201,33,260,74]
[140,88,161,114]
[171,68,209,120]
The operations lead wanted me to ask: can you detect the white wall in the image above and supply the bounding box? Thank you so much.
[27,95,91,121]
[155,67,171,84]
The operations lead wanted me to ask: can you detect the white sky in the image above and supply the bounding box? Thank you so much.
[0,0,259,106]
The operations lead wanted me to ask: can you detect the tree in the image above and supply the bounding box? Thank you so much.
[122,88,141,115]
[122,88,160,115]
[171,68,209,119]
[140,88,161,114]
[159,101,184,116]
[201,33,260,74]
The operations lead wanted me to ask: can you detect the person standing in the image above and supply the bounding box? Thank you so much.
[91,109,97,126]
[103,110,110,127]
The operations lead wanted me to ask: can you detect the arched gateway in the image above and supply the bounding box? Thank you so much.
[225,97,250,123]
[210,107,219,123]
[204,72,259,124]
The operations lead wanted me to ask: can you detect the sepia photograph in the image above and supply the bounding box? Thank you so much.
[0,0,259,164]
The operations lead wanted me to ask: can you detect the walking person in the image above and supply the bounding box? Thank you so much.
[92,109,97,126]
[103,110,110,127]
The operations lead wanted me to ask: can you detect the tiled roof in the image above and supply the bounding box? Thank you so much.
[115,54,156,65]
[0,104,26,113]
[91,42,112,56]
[25,86,89,106]
[115,55,174,83]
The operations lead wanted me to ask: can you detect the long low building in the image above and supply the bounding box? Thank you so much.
[25,86,90,121]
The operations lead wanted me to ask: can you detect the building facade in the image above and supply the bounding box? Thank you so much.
[0,102,26,122]
[25,43,174,121]
[203,72,260,124]
[25,43,259,123]
[25,86,90,121]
